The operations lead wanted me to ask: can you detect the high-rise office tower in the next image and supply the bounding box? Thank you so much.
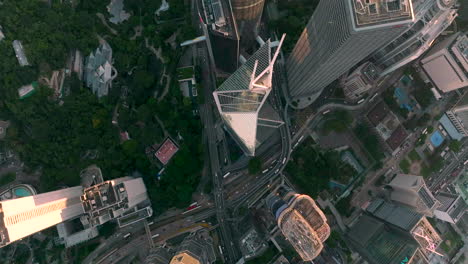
[286,0,415,108]
[371,0,458,76]
[199,0,240,74]
[230,0,265,46]
[0,177,152,248]
[169,230,216,264]
[213,35,285,156]
[347,198,443,264]
[267,192,330,261]
[0,186,85,248]
[386,174,440,217]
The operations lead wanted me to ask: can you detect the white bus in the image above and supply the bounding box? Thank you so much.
[152,233,160,238]
[262,169,269,174]
[123,233,131,239]
[357,98,365,104]
[223,172,231,178]
[282,158,286,164]
[322,109,331,115]
[463,159,468,166]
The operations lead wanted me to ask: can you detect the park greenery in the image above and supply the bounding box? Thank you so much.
[0,0,203,213]
[320,110,353,135]
[449,140,461,152]
[286,138,357,197]
[408,149,421,161]
[353,122,384,161]
[248,157,262,175]
[399,158,411,174]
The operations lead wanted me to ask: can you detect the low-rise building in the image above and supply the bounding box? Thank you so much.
[107,0,130,24]
[177,66,198,98]
[367,101,408,153]
[343,62,380,101]
[84,42,117,98]
[12,40,30,66]
[421,32,468,93]
[18,82,37,99]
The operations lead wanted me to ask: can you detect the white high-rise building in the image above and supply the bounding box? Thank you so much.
[387,174,440,217]
[0,177,152,248]
[213,35,285,156]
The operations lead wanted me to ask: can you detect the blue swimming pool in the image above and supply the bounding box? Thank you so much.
[394,87,413,111]
[430,131,445,147]
[14,187,32,197]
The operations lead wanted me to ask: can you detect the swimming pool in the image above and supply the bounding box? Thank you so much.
[430,131,445,147]
[14,187,32,197]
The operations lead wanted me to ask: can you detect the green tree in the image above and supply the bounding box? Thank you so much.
[248,157,262,175]
[449,140,461,152]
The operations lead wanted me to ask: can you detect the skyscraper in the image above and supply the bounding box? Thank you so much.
[230,0,265,46]
[267,192,330,261]
[347,198,443,264]
[386,174,440,217]
[286,0,415,108]
[169,230,216,264]
[0,186,85,248]
[213,35,285,156]
[199,0,240,74]
[0,177,152,248]
[371,0,458,76]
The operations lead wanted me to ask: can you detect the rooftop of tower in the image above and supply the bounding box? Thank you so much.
[349,0,414,30]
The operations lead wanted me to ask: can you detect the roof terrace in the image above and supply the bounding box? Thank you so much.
[350,0,414,29]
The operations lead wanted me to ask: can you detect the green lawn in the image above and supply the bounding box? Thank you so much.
[408,150,421,161]
[399,158,410,173]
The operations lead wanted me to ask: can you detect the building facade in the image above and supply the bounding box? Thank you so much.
[434,192,467,224]
[421,32,468,93]
[372,0,458,76]
[267,191,330,261]
[213,35,285,156]
[387,174,440,217]
[0,177,152,248]
[230,0,265,46]
[347,198,443,264]
[343,62,380,100]
[84,42,117,98]
[286,0,414,108]
[199,0,240,74]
